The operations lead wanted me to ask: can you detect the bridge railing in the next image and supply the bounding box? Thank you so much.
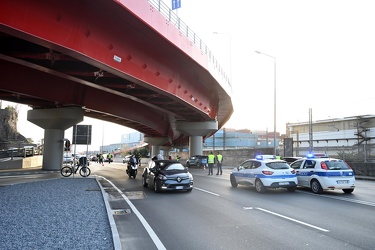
[148,0,232,92]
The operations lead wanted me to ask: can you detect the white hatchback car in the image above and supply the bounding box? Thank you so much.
[230,155,298,193]
[290,154,355,194]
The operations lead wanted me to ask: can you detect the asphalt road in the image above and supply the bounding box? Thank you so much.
[91,161,375,250]
[1,160,375,250]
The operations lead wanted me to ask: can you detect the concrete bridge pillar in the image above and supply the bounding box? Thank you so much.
[27,107,84,171]
[176,121,218,156]
[144,136,169,158]
[160,146,171,159]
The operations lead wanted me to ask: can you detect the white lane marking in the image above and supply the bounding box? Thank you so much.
[95,177,121,250]
[194,187,220,196]
[0,176,20,179]
[320,194,375,207]
[99,176,166,250]
[254,207,330,232]
[301,191,375,207]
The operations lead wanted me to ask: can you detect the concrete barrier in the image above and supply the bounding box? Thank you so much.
[349,162,375,177]
[0,155,43,170]
[22,155,43,168]
[0,158,23,170]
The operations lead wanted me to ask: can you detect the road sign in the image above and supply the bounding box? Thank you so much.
[72,125,92,145]
[172,0,181,10]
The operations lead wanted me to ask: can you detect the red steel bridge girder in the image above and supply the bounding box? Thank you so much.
[0,58,170,137]
[0,0,233,145]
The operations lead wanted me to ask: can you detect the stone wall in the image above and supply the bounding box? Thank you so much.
[0,107,28,150]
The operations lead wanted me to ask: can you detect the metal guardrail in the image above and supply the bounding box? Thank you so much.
[147,0,232,91]
[0,147,35,159]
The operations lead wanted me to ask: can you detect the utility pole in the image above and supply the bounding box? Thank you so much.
[309,108,313,153]
[354,116,370,162]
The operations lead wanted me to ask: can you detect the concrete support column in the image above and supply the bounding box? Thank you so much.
[27,107,84,171]
[176,121,218,156]
[189,136,203,156]
[151,145,160,158]
[43,129,65,171]
[144,136,169,158]
[160,146,171,159]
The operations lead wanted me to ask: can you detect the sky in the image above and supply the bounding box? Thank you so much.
[168,0,375,130]
[3,0,375,150]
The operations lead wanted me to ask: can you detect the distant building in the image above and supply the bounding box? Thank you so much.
[121,132,144,145]
[286,115,375,161]
[204,128,280,151]
[100,131,145,155]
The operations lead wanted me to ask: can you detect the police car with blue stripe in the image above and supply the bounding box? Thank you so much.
[290,153,355,194]
[230,155,298,193]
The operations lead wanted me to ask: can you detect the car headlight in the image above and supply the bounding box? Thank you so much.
[189,173,193,180]
[157,175,167,180]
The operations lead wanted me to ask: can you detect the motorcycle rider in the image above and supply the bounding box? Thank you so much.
[127,154,138,174]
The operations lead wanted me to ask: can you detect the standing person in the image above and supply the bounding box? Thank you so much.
[107,153,113,164]
[216,152,223,175]
[207,151,215,175]
[99,153,104,166]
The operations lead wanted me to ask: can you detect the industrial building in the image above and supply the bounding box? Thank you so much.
[286,115,375,162]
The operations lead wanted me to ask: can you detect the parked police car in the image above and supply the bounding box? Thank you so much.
[230,155,298,193]
[290,154,355,194]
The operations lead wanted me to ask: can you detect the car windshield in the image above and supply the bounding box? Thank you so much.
[160,163,185,171]
[265,162,290,169]
[325,160,351,170]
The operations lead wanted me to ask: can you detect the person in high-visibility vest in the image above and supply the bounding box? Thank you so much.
[107,153,113,164]
[207,152,215,175]
[216,152,223,175]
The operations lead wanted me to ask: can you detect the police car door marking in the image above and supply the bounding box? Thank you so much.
[254,207,330,232]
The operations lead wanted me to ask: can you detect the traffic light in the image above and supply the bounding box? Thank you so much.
[64,140,70,151]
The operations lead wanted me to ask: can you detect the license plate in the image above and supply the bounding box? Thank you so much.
[279,182,289,185]
[175,186,183,190]
[337,180,349,184]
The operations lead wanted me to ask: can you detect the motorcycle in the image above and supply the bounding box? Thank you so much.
[126,161,138,178]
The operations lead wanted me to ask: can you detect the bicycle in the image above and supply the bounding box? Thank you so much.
[61,163,91,177]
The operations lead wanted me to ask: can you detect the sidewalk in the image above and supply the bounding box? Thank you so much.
[0,167,122,250]
[0,176,121,250]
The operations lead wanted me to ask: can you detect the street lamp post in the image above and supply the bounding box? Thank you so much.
[255,51,277,156]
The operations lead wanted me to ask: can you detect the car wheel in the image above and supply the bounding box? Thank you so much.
[255,179,266,193]
[230,174,238,187]
[142,175,148,187]
[154,179,162,193]
[196,162,201,168]
[342,188,354,194]
[186,162,190,168]
[311,179,323,194]
[287,187,296,192]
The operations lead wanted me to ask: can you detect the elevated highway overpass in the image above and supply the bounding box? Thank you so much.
[0,0,233,170]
